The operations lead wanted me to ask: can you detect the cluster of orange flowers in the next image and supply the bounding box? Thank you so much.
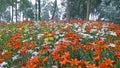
[6,32,22,49]
[0,20,120,68]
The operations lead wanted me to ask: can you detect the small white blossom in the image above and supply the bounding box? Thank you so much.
[12,55,19,61]
[32,52,39,56]
[108,31,117,36]
[108,43,116,47]
[37,34,44,39]
[0,62,8,67]
[27,49,34,53]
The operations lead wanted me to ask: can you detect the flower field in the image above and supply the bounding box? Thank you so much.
[0,20,120,68]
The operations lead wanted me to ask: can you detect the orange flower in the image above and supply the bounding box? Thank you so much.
[0,58,4,63]
[98,62,108,68]
[115,30,120,37]
[94,50,101,55]
[61,52,70,59]
[114,40,120,45]
[43,56,49,62]
[3,51,12,59]
[93,55,101,61]
[59,58,70,66]
[86,64,97,68]
[20,47,27,54]
[115,52,120,59]
[103,58,114,67]
[19,61,25,67]
[95,40,104,45]
[70,59,80,66]
[51,52,60,60]
[14,43,22,49]
[26,56,42,67]
[28,42,37,48]
[102,45,109,50]
[77,43,82,48]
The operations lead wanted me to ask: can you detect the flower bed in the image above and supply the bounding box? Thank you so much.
[0,20,120,68]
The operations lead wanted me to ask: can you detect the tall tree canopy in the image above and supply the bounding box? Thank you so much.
[0,0,120,24]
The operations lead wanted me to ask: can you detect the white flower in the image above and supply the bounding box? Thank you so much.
[90,29,97,33]
[108,43,116,47]
[30,37,33,40]
[27,49,34,54]
[37,34,44,39]
[55,35,59,39]
[32,52,39,56]
[0,62,8,67]
[12,55,19,61]
[108,31,117,36]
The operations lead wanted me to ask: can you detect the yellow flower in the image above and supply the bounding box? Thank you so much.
[44,37,54,41]
[44,37,49,41]
[48,34,52,37]
[49,37,54,40]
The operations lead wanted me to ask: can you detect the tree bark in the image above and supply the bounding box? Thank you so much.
[38,0,41,20]
[35,0,38,21]
[86,0,90,20]
[52,0,57,19]
[0,13,1,22]
[12,0,14,22]
[15,0,17,22]
[66,0,70,22]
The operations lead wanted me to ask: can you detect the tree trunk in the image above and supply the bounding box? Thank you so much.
[12,0,14,22]
[51,0,57,19]
[0,13,1,22]
[15,0,17,22]
[86,0,90,20]
[38,0,41,20]
[35,0,38,21]
[66,0,70,22]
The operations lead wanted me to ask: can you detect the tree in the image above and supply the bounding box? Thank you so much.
[66,0,70,22]
[0,0,11,22]
[19,0,34,20]
[15,0,18,22]
[51,0,57,19]
[86,0,90,20]
[98,0,120,23]
[38,0,41,20]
